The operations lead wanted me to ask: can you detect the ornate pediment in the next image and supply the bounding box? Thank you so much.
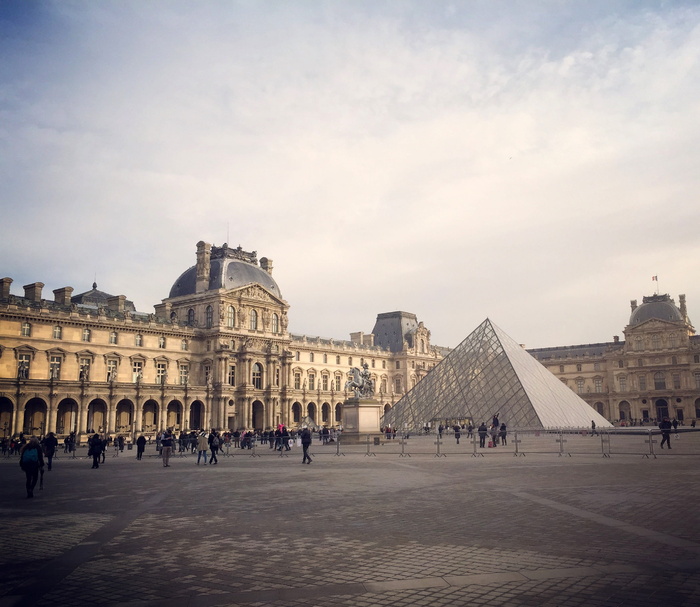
[239,284,276,303]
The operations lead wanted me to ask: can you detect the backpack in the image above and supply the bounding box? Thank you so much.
[22,448,39,464]
[212,436,219,447]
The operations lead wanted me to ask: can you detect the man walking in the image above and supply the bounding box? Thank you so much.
[301,427,312,464]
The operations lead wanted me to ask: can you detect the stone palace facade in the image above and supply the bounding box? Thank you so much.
[0,242,444,442]
[1,240,698,442]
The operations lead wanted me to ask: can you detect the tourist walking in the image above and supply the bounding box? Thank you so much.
[659,417,672,449]
[301,427,312,464]
[196,432,209,465]
[478,423,488,448]
[42,432,58,471]
[161,429,174,466]
[208,430,219,464]
[88,433,102,468]
[19,437,44,498]
[136,434,146,460]
[453,424,461,444]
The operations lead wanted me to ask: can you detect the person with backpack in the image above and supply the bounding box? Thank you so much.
[208,429,219,464]
[19,437,44,498]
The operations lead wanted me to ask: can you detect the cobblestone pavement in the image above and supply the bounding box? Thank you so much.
[1,435,699,607]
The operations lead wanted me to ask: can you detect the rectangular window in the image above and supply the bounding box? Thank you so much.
[107,360,118,382]
[638,375,647,391]
[21,322,31,337]
[594,378,602,393]
[576,379,584,394]
[594,362,600,372]
[559,365,564,373]
[110,331,118,345]
[158,337,166,349]
[179,364,189,385]
[204,365,211,384]
[334,375,341,391]
[275,368,280,386]
[82,328,91,342]
[294,373,301,390]
[308,373,315,391]
[695,372,700,390]
[132,361,143,383]
[618,376,627,392]
[181,339,188,351]
[156,362,167,385]
[49,355,61,380]
[396,361,400,369]
[322,375,329,390]
[394,377,403,393]
[53,326,62,339]
[673,373,681,390]
[228,365,236,386]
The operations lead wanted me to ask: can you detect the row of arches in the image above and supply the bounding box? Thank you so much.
[591,397,700,423]
[0,396,206,438]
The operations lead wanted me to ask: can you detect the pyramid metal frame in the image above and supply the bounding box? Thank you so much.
[381,319,612,430]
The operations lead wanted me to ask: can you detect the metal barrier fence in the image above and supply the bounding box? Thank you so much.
[6,429,696,462]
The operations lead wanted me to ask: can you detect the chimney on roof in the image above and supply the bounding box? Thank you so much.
[0,277,12,300]
[614,335,620,343]
[260,257,273,275]
[107,295,126,313]
[23,282,44,302]
[196,241,211,294]
[53,287,74,306]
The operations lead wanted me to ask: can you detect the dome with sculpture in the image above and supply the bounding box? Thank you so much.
[169,242,282,299]
[628,294,688,326]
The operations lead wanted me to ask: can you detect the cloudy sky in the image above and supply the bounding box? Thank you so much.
[2,0,699,349]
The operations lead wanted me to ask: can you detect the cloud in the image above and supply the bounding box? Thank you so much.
[1,1,699,348]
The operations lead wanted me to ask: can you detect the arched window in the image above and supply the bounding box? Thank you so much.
[309,352,315,362]
[420,339,425,353]
[250,309,258,330]
[187,309,195,326]
[227,306,235,328]
[336,355,340,365]
[654,372,666,390]
[206,305,213,329]
[272,313,279,333]
[252,363,263,389]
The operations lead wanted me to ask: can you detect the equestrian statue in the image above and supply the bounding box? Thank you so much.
[345,363,375,399]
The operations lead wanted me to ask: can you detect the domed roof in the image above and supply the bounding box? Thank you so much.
[629,294,683,326]
[169,245,282,299]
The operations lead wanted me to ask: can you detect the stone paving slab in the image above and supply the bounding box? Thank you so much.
[1,441,699,607]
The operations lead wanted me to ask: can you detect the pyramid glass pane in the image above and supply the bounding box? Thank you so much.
[381,319,612,430]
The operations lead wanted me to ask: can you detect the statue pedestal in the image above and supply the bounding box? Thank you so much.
[340,397,383,445]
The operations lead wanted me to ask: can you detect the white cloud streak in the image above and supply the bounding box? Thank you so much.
[1,1,699,348]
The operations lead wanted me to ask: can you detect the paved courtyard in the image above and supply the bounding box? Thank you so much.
[1,433,699,607]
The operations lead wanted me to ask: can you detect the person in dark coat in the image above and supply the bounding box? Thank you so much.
[136,434,147,460]
[42,432,58,471]
[301,427,312,464]
[478,423,488,448]
[659,417,672,449]
[453,425,461,445]
[499,423,507,446]
[88,433,102,468]
[19,437,44,498]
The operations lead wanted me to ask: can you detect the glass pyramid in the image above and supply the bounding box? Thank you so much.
[381,319,612,430]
